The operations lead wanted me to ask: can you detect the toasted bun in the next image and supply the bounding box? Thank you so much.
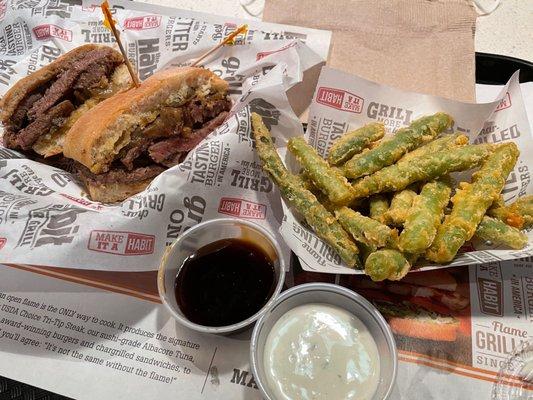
[83,178,152,203]
[388,317,459,342]
[63,67,228,174]
[0,44,116,123]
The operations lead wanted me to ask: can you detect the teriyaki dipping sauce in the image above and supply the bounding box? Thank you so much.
[174,238,276,327]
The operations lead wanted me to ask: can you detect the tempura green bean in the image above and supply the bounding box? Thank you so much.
[288,136,355,205]
[426,143,519,263]
[488,194,533,229]
[475,216,528,249]
[343,112,453,179]
[399,133,469,163]
[351,144,492,198]
[386,189,417,226]
[369,194,389,224]
[365,249,411,282]
[328,123,385,165]
[298,171,317,192]
[399,179,451,254]
[251,113,360,267]
[335,206,395,248]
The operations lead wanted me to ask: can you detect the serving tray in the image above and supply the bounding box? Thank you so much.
[1,51,532,400]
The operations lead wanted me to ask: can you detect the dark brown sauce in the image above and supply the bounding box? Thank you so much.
[174,238,276,327]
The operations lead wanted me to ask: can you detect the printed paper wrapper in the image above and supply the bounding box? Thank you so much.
[0,3,330,271]
[280,67,533,274]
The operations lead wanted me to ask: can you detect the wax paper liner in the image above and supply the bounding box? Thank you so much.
[280,67,533,274]
[0,3,328,271]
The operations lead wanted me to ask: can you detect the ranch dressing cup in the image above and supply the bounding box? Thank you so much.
[250,283,397,400]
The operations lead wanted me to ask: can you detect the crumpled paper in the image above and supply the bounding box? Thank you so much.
[280,66,533,274]
[0,3,327,271]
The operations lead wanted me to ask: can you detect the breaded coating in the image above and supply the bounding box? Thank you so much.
[369,194,390,224]
[351,144,492,198]
[386,189,417,226]
[475,216,528,249]
[328,123,385,165]
[426,143,519,262]
[399,133,469,163]
[488,194,533,229]
[289,136,355,205]
[343,112,453,179]
[399,179,451,254]
[252,113,360,267]
[335,207,395,248]
[365,249,411,282]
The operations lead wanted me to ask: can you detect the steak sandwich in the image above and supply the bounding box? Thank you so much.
[63,67,231,202]
[1,44,132,157]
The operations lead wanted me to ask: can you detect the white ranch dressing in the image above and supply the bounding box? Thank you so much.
[263,303,380,400]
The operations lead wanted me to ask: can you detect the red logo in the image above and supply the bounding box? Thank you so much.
[316,87,364,114]
[82,5,96,11]
[218,198,267,220]
[495,92,512,112]
[0,0,7,20]
[124,15,161,30]
[0,238,6,250]
[88,230,155,255]
[256,42,297,60]
[33,25,72,42]
[59,193,103,210]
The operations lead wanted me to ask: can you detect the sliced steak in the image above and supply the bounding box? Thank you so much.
[36,155,77,173]
[3,92,44,147]
[157,152,187,168]
[142,107,184,139]
[28,47,120,119]
[185,97,231,126]
[149,111,228,166]
[120,138,153,170]
[78,164,165,185]
[9,92,43,130]
[14,100,75,150]
[186,99,205,125]
[74,63,109,90]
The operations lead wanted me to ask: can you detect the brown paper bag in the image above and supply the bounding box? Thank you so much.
[264,0,477,102]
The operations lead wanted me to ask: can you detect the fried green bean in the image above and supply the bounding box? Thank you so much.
[357,242,377,264]
[492,194,506,209]
[335,206,395,248]
[399,133,469,163]
[288,136,355,205]
[386,189,417,226]
[342,112,453,179]
[251,113,360,267]
[298,172,339,212]
[299,171,320,193]
[488,194,533,229]
[474,216,528,249]
[399,179,451,254]
[365,249,411,281]
[369,194,389,224]
[351,144,492,198]
[426,143,519,263]
[327,123,385,165]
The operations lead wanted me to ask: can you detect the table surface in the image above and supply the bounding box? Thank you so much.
[142,0,533,63]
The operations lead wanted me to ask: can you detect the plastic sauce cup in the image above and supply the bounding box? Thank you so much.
[250,282,398,400]
[158,217,286,335]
